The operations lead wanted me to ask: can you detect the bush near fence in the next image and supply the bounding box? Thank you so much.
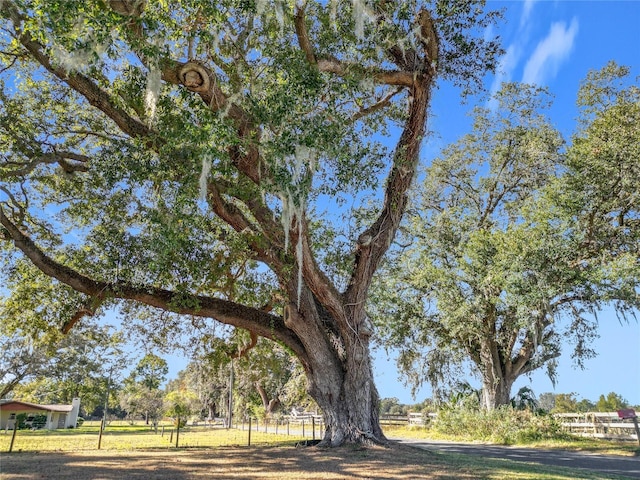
[381,411,639,443]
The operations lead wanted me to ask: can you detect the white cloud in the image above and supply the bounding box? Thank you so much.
[520,0,538,27]
[522,17,579,86]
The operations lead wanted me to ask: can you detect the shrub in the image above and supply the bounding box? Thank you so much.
[15,413,28,429]
[432,406,570,444]
[31,414,48,429]
[76,417,85,427]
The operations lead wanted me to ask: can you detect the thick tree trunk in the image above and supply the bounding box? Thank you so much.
[481,376,514,410]
[0,12,435,448]
[255,383,281,416]
[284,294,385,447]
[310,352,384,446]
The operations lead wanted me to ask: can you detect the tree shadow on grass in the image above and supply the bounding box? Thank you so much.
[0,444,480,479]
[1,443,626,479]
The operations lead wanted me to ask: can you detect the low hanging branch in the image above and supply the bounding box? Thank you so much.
[0,205,308,363]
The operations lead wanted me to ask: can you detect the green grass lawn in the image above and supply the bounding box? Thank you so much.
[0,442,633,480]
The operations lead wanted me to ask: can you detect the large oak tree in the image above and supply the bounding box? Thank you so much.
[0,0,501,445]
[372,67,639,409]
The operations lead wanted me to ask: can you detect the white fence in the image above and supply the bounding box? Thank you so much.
[379,412,437,426]
[555,412,639,442]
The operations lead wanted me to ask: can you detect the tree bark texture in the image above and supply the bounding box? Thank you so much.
[481,376,515,410]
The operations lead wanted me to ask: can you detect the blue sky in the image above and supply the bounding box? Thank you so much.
[374,0,640,406]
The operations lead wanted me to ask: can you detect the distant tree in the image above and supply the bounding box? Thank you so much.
[174,361,228,421]
[164,389,198,427]
[7,325,126,414]
[119,385,164,425]
[373,83,564,409]
[180,331,307,420]
[233,338,303,417]
[537,393,556,413]
[552,393,579,413]
[132,354,169,391]
[415,398,437,414]
[0,278,127,403]
[119,354,168,423]
[595,392,628,412]
[380,398,406,416]
[546,393,596,413]
[0,334,50,399]
[576,398,595,413]
[373,65,640,410]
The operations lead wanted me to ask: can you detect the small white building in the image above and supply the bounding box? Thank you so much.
[0,398,80,430]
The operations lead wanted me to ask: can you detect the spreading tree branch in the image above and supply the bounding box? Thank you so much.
[6,16,157,143]
[0,205,308,363]
[3,151,90,178]
[344,79,432,320]
[294,6,415,87]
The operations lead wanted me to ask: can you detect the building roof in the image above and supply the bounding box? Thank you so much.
[0,400,74,413]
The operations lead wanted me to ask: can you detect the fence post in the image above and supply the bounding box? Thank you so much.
[169,429,173,444]
[312,417,315,441]
[631,417,640,446]
[248,418,252,447]
[175,418,180,448]
[161,425,165,437]
[287,420,290,436]
[275,420,278,435]
[302,420,305,438]
[97,419,104,450]
[8,426,18,453]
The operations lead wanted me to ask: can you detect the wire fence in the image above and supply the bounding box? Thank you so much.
[1,417,326,453]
